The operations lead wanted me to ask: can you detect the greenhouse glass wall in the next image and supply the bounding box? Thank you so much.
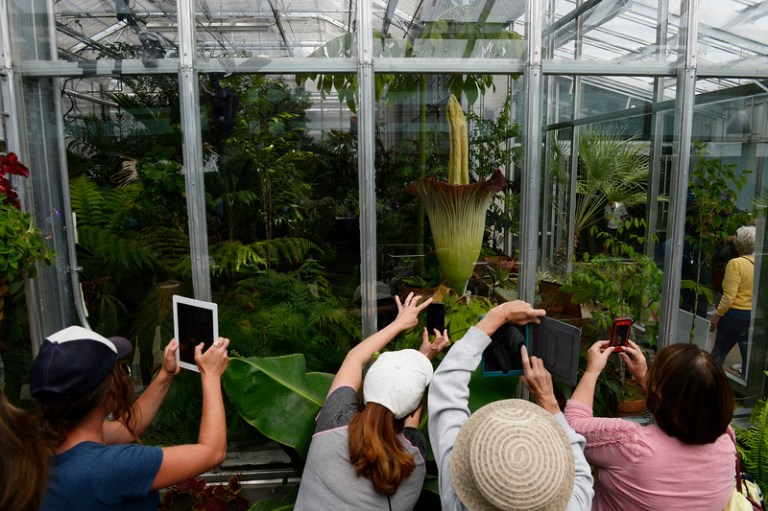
[1,0,767,436]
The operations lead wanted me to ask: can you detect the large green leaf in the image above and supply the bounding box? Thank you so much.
[247,487,300,511]
[223,354,333,459]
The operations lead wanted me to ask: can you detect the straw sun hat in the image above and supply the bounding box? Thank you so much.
[450,399,574,511]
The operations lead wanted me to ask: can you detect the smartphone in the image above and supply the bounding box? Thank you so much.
[482,322,528,377]
[426,302,445,333]
[609,318,633,349]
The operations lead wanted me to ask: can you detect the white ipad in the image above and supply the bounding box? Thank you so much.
[172,295,219,372]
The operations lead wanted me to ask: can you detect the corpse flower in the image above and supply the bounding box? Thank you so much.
[406,95,506,293]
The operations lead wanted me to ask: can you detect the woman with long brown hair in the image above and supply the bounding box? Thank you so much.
[295,293,449,510]
[0,392,50,511]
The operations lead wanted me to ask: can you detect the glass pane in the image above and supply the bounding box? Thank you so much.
[196,0,356,59]
[373,1,525,60]
[63,74,190,388]
[549,0,678,65]
[199,73,361,372]
[698,0,768,70]
[686,79,768,396]
[375,74,522,336]
[542,93,662,416]
[54,1,178,64]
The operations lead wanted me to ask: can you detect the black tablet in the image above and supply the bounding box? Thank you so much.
[481,317,581,386]
[529,316,581,386]
[482,322,529,377]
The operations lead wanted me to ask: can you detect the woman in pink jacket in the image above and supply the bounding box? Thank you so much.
[564,341,736,510]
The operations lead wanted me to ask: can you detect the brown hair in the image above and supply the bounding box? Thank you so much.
[0,393,50,511]
[38,364,136,448]
[646,344,735,444]
[348,402,416,495]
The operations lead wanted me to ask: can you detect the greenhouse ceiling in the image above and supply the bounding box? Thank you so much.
[49,0,768,101]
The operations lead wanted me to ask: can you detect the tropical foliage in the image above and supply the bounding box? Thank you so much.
[0,154,55,287]
[736,399,768,497]
[551,131,650,252]
[683,142,754,311]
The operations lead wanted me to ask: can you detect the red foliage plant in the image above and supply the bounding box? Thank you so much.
[0,152,30,208]
[158,475,250,511]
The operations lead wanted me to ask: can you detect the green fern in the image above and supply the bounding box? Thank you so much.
[735,399,768,496]
[70,177,111,227]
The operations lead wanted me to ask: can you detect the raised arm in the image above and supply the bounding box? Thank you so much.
[151,337,230,490]
[570,340,613,409]
[104,340,180,444]
[521,346,594,510]
[326,293,432,397]
[428,300,544,510]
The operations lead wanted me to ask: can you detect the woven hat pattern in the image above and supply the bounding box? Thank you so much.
[450,399,574,511]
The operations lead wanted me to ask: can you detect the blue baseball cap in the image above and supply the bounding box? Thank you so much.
[30,326,133,403]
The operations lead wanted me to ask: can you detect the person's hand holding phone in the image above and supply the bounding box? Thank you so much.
[419,327,450,360]
[585,340,614,376]
[618,340,648,389]
[521,346,559,415]
[609,318,633,351]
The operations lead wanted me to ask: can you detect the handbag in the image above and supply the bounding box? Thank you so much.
[725,430,764,511]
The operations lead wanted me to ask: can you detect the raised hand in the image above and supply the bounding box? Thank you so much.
[392,292,433,331]
[521,345,559,414]
[585,340,614,376]
[618,340,648,388]
[419,327,451,360]
[162,339,181,377]
[195,337,230,377]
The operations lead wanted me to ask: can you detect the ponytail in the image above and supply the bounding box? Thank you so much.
[348,403,416,495]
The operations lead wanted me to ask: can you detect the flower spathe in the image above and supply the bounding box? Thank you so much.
[406,170,506,293]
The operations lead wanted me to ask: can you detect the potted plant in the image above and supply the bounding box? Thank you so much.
[617,377,647,416]
[549,131,650,254]
[0,153,55,322]
[562,222,660,417]
[561,220,662,341]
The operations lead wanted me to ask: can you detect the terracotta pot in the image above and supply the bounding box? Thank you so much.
[484,256,519,272]
[398,286,438,302]
[618,381,647,416]
[617,397,647,416]
[538,280,580,318]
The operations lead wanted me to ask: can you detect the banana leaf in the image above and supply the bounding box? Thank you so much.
[247,487,300,511]
[223,354,333,459]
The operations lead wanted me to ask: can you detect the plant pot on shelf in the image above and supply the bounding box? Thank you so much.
[484,255,519,273]
[538,280,580,318]
[617,381,647,417]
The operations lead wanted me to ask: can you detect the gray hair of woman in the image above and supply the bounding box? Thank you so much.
[734,225,756,256]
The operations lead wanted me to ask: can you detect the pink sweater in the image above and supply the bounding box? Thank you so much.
[564,400,735,511]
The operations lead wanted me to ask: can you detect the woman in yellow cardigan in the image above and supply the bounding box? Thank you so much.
[710,225,756,372]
